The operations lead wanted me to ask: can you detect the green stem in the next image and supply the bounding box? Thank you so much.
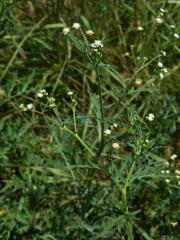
[95,66,105,154]
[72,107,77,133]
[64,126,95,157]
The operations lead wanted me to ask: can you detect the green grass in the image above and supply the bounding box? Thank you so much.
[0,1,180,239]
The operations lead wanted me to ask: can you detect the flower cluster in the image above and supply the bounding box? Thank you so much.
[146,113,154,122]
[62,22,81,35]
[91,40,103,50]
[20,103,33,111]
[157,61,168,80]
[37,89,48,98]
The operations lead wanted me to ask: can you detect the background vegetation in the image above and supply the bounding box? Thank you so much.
[0,0,179,239]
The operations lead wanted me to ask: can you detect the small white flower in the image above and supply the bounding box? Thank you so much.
[178,181,180,185]
[20,103,25,109]
[171,222,178,227]
[156,17,163,24]
[33,185,37,190]
[161,50,166,56]
[162,68,168,73]
[161,170,165,174]
[165,170,170,174]
[160,8,165,13]
[104,129,111,136]
[174,33,179,39]
[27,103,33,110]
[72,23,80,30]
[146,113,155,121]
[62,27,70,35]
[176,175,180,179]
[86,30,94,36]
[170,25,175,29]
[113,123,118,128]
[165,179,170,184]
[160,73,164,79]
[37,92,43,98]
[171,154,177,160]
[137,26,144,31]
[145,139,149,143]
[112,143,120,150]
[165,161,170,167]
[158,62,163,68]
[67,91,74,96]
[175,170,180,175]
[37,89,47,98]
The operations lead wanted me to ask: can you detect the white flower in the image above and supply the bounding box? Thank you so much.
[91,40,103,48]
[178,181,180,185]
[37,89,47,98]
[156,17,163,24]
[112,143,120,150]
[158,62,163,68]
[176,175,180,179]
[165,170,170,174]
[72,23,80,30]
[86,30,94,36]
[37,92,43,98]
[137,26,144,31]
[146,113,155,121]
[67,91,73,96]
[171,154,177,160]
[165,161,169,167]
[175,170,180,175]
[104,129,111,136]
[160,73,164,79]
[170,25,175,29]
[27,103,33,110]
[62,27,70,35]
[171,222,178,227]
[160,8,165,13]
[165,179,170,184]
[174,33,179,39]
[162,68,168,73]
[161,170,165,174]
[161,50,166,56]
[20,103,25,109]
[113,123,118,128]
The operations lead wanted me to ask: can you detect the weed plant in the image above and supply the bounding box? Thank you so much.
[0,1,179,239]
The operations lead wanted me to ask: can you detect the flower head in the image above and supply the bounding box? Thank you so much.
[112,143,120,150]
[37,89,48,98]
[160,73,164,79]
[27,103,33,110]
[72,23,80,30]
[86,30,94,36]
[104,129,111,136]
[165,179,170,184]
[146,113,155,121]
[158,62,163,68]
[67,91,74,96]
[174,33,179,39]
[62,27,70,35]
[171,154,177,160]
[156,17,163,24]
[91,40,103,49]
[137,26,144,31]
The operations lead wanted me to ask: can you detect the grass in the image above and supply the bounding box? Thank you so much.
[0,1,180,239]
